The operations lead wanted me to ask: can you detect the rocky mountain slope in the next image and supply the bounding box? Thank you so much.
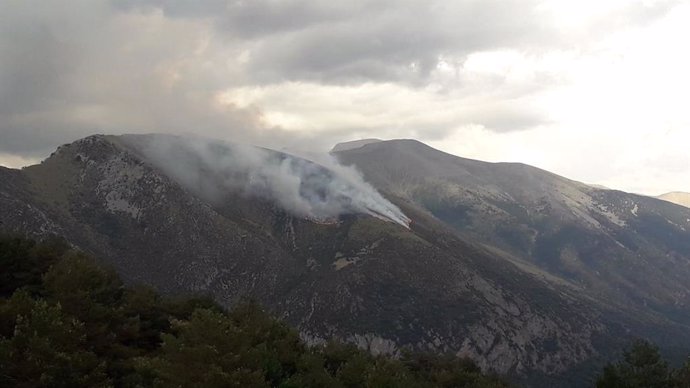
[2,134,690,386]
[335,139,690,331]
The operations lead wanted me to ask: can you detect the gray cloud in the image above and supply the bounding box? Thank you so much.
[0,0,682,163]
[0,0,268,157]
[111,0,562,85]
[236,0,678,85]
[114,0,397,39]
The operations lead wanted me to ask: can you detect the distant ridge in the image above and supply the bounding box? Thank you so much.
[658,191,690,208]
[588,183,610,190]
[331,138,382,152]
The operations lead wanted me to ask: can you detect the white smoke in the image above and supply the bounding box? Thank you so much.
[122,135,410,227]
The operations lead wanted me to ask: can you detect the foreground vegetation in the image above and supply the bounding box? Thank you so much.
[0,235,507,387]
[596,339,690,388]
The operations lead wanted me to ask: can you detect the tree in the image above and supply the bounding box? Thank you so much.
[597,339,671,388]
[0,293,109,387]
[42,252,126,361]
[138,308,269,387]
[0,235,68,297]
[671,359,690,388]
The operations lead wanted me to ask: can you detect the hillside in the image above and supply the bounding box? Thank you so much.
[0,235,508,387]
[335,140,690,326]
[2,134,690,386]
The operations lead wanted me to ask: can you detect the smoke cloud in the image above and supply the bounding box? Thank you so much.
[122,134,410,227]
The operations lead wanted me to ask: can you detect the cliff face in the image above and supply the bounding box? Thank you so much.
[2,134,690,386]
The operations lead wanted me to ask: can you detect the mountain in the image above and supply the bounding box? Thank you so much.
[334,140,690,325]
[2,134,690,386]
[658,192,690,208]
[0,235,510,387]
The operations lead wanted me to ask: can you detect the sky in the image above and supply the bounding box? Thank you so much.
[1,0,688,195]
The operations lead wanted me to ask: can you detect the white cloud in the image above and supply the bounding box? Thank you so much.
[0,153,40,169]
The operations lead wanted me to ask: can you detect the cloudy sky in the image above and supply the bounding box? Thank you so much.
[1,0,688,195]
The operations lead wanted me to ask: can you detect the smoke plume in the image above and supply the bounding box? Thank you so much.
[122,135,410,227]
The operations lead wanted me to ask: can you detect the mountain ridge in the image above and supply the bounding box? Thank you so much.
[335,140,690,321]
[2,134,690,386]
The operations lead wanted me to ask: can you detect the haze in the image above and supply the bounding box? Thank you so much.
[1,0,688,195]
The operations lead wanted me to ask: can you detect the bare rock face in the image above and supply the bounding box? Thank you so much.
[2,134,690,386]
